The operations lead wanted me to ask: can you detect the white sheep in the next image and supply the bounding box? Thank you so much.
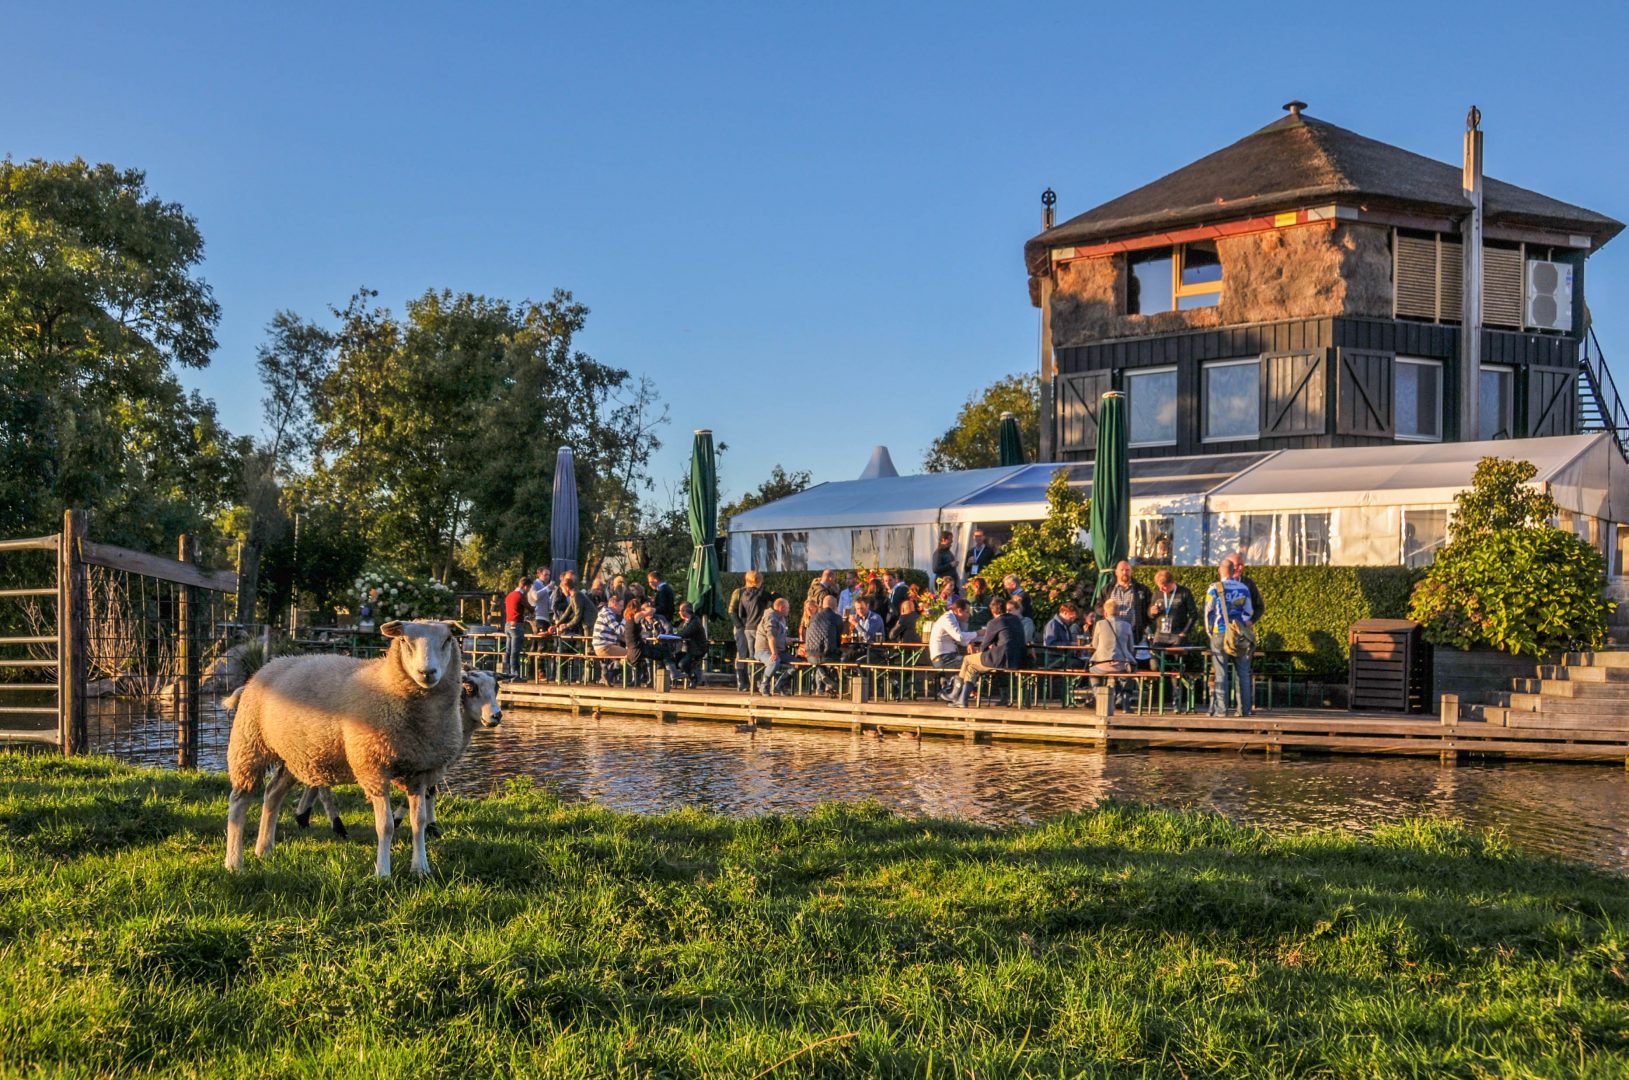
[292,668,503,838]
[224,619,466,877]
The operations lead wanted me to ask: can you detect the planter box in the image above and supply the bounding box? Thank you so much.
[1432,646,1553,705]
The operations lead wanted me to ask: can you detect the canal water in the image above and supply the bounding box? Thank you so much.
[82,701,1629,873]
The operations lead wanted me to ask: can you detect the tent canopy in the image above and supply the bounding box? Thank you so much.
[1206,434,1627,516]
[727,467,1020,532]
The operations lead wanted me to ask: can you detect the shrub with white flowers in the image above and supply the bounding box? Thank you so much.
[354,570,455,625]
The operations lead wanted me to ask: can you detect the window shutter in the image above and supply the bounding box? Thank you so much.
[1336,349,1395,437]
[1393,235,1437,319]
[1056,371,1112,452]
[1526,365,1578,438]
[1438,238,1463,319]
[1261,351,1327,437]
[1483,247,1523,328]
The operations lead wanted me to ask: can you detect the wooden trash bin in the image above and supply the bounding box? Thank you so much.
[1348,619,1430,712]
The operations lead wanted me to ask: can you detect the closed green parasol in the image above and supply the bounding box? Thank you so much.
[998,410,1026,467]
[686,429,726,620]
[1090,391,1129,598]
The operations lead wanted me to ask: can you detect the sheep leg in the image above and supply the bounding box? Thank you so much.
[314,788,347,838]
[425,783,441,839]
[293,785,318,829]
[255,766,299,858]
[407,785,431,875]
[370,792,395,878]
[224,785,255,871]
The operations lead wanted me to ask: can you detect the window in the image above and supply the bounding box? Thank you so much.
[1402,509,1448,568]
[1238,512,1331,565]
[1479,365,1514,440]
[851,527,914,570]
[1616,524,1628,577]
[1133,516,1175,564]
[1128,250,1173,315]
[1203,358,1260,442]
[1127,242,1223,315]
[1126,366,1178,446]
[1395,358,1443,441]
[751,531,808,572]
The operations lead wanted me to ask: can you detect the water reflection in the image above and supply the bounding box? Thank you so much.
[444,708,1629,873]
[84,700,1629,873]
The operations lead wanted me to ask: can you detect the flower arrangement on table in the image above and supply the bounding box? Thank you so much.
[353,570,456,628]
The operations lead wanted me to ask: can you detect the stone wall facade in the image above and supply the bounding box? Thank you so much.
[1049,222,1394,349]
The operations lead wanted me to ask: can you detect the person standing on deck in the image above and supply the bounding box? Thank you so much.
[647,570,676,624]
[932,531,959,590]
[1146,569,1197,644]
[754,596,792,695]
[964,529,999,579]
[1232,550,1266,625]
[503,576,532,680]
[1204,558,1255,718]
[1093,560,1153,644]
[527,568,554,632]
[732,571,772,691]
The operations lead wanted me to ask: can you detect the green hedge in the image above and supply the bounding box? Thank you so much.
[715,570,932,635]
[1132,566,1420,676]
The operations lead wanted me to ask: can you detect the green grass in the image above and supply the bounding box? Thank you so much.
[0,754,1626,1078]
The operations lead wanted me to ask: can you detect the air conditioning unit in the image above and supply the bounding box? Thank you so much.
[1525,259,1574,331]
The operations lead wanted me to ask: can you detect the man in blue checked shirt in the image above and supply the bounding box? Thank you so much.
[1203,557,1255,717]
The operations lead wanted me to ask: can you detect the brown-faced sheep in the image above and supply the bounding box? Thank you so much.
[292,668,503,838]
[224,619,466,877]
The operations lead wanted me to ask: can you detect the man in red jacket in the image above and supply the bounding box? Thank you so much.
[503,576,531,679]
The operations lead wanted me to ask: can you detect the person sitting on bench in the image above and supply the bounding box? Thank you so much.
[943,597,1024,708]
[803,594,843,695]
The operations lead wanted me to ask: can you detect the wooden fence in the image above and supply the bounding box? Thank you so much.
[0,510,238,765]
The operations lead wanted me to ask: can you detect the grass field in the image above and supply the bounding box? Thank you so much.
[0,753,1626,1077]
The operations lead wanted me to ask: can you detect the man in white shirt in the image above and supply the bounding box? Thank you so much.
[928,598,977,696]
[527,568,554,631]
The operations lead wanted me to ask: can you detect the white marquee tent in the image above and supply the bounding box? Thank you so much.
[727,435,1629,576]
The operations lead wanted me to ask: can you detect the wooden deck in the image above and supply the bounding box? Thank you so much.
[499,683,1629,764]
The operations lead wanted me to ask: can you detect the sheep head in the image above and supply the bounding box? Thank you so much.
[461,670,503,727]
[380,620,465,689]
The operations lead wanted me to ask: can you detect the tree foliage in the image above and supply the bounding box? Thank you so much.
[0,157,241,557]
[982,469,1095,622]
[720,465,811,531]
[923,373,1039,472]
[1410,457,1609,656]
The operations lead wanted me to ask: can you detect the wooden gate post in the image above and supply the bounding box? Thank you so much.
[176,535,200,769]
[57,510,88,755]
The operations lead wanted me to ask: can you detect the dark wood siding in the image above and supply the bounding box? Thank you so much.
[1055,371,1111,453]
[1261,351,1326,437]
[1336,350,1395,437]
[1050,316,1581,460]
[1527,365,1578,438]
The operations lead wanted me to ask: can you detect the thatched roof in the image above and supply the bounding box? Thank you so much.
[1024,112,1623,273]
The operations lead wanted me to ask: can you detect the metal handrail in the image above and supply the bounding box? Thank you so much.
[1581,323,1629,462]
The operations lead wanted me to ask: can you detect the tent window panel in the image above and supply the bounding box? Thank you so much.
[851,528,879,569]
[1402,509,1448,568]
[853,527,912,569]
[1126,367,1178,447]
[779,532,808,572]
[753,531,808,571]
[1203,359,1260,442]
[1133,517,1174,565]
[1238,512,1330,565]
[1395,358,1443,441]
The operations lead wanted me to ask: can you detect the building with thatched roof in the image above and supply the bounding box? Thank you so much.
[1027,104,1624,472]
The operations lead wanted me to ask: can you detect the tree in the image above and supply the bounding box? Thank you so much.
[923,373,1039,472]
[1410,457,1610,656]
[720,465,812,531]
[0,157,236,555]
[309,287,662,582]
[982,469,1094,622]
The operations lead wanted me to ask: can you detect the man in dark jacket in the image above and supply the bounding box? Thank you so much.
[647,570,676,623]
[727,582,750,690]
[1232,550,1266,624]
[674,601,709,688]
[963,528,1000,579]
[550,572,590,638]
[931,532,959,589]
[803,595,844,695]
[1092,560,1154,641]
[1146,569,1198,643]
[946,598,1024,707]
[732,572,772,691]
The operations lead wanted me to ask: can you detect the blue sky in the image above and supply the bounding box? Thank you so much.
[7,2,1628,510]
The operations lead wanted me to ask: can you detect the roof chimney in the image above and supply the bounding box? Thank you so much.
[1461,105,1485,441]
[1283,100,1307,118]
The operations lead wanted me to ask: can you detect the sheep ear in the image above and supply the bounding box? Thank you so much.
[447,620,467,637]
[461,677,477,696]
[380,621,405,638]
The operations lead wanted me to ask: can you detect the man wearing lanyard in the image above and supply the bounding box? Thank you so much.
[964,529,999,579]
